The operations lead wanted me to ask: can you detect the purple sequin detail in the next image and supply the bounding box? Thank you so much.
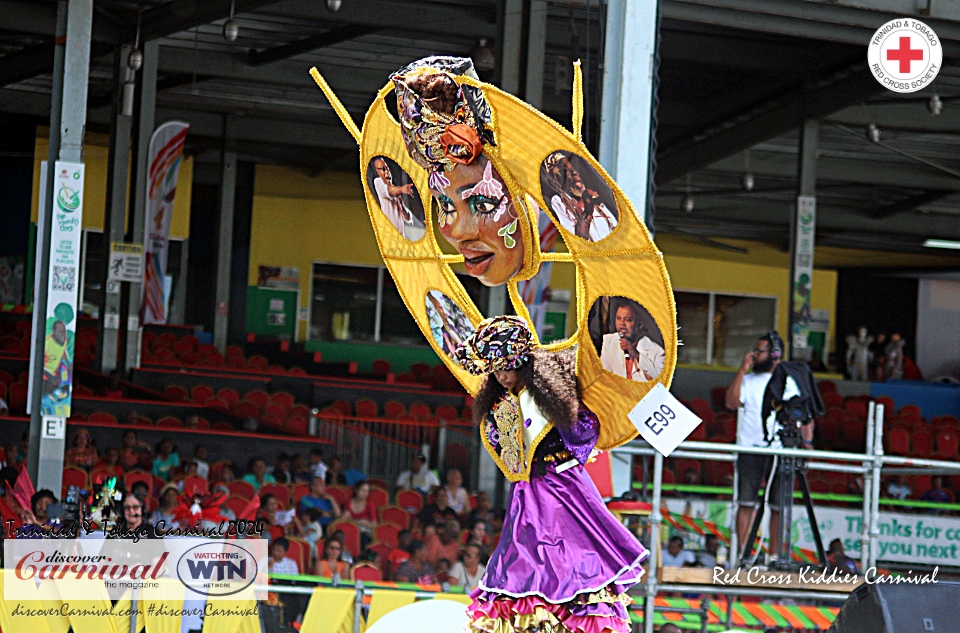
[524,418,532,428]
[487,425,501,448]
[556,407,600,466]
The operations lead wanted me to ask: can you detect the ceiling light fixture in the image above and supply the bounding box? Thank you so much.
[866,123,881,143]
[923,238,960,250]
[928,93,943,116]
[682,174,694,213]
[223,0,239,42]
[326,0,343,12]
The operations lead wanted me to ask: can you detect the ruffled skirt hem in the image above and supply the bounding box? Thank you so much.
[466,587,634,633]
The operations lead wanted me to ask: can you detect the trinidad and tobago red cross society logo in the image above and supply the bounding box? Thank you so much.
[868,18,942,93]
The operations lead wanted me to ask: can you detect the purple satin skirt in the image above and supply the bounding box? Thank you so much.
[477,461,648,603]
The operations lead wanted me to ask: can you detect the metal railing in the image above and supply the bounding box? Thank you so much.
[612,402,960,633]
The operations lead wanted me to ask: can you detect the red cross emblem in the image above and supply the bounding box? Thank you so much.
[886,36,924,73]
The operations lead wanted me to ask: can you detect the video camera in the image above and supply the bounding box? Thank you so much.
[761,361,825,448]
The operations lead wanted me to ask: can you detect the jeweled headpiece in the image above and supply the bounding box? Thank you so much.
[456,316,533,376]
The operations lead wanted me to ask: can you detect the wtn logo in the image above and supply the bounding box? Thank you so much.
[185,558,247,580]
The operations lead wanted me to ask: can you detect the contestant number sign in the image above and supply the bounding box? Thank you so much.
[628,383,702,457]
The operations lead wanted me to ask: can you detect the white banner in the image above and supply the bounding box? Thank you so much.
[661,498,960,567]
[790,196,816,351]
[36,161,84,418]
[141,121,189,325]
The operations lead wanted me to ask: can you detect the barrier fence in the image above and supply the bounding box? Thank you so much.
[611,401,960,633]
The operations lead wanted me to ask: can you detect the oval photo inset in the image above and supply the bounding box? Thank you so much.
[540,150,619,242]
[588,296,664,381]
[425,290,476,360]
[366,156,427,242]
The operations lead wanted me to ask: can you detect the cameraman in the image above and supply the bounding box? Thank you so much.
[725,332,812,559]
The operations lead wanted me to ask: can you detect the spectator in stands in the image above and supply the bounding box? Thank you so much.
[130,480,150,501]
[120,429,151,470]
[661,536,696,567]
[298,476,341,528]
[394,540,436,584]
[104,371,124,399]
[259,493,287,538]
[291,454,312,482]
[886,475,911,500]
[418,487,459,528]
[177,460,200,491]
[297,508,324,548]
[152,439,180,481]
[271,453,294,484]
[218,463,237,484]
[467,520,490,547]
[308,448,328,482]
[327,529,354,564]
[97,447,124,478]
[124,411,140,425]
[448,543,486,591]
[30,489,57,529]
[193,445,210,479]
[435,558,451,584]
[344,482,377,544]
[922,476,952,513]
[242,457,276,493]
[315,539,352,580]
[387,530,414,579]
[325,456,347,485]
[465,491,494,527]
[658,625,682,633]
[442,469,469,514]
[695,534,721,568]
[827,538,859,575]
[425,519,461,567]
[395,454,440,495]
[64,428,98,470]
[268,536,299,575]
[151,483,181,528]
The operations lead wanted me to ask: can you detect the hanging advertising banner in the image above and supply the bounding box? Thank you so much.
[141,121,189,325]
[37,161,84,418]
[790,196,816,353]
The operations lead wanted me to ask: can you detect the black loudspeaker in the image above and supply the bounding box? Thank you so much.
[828,581,960,632]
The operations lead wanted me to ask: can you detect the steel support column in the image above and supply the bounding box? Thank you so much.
[98,44,135,374]
[214,147,237,353]
[124,40,158,371]
[28,0,91,493]
[599,0,659,227]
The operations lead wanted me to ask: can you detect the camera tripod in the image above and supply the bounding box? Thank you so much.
[739,421,827,572]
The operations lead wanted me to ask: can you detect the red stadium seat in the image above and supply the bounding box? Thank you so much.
[395,489,423,513]
[384,401,406,418]
[885,425,910,455]
[355,399,377,418]
[821,392,843,409]
[327,485,350,506]
[332,400,352,416]
[367,487,389,511]
[271,392,295,411]
[374,523,401,548]
[435,405,458,420]
[228,481,256,500]
[352,564,382,581]
[224,495,249,519]
[259,484,290,505]
[164,385,189,401]
[217,388,240,408]
[292,483,310,504]
[244,390,270,411]
[90,411,118,424]
[62,467,88,489]
[124,469,153,492]
[911,429,934,457]
[181,476,209,496]
[379,505,410,529]
[409,402,432,420]
[156,416,184,429]
[372,359,391,376]
[936,429,959,458]
[327,519,361,557]
[284,537,311,575]
[9,382,27,413]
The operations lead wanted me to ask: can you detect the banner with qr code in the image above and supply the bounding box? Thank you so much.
[39,161,84,417]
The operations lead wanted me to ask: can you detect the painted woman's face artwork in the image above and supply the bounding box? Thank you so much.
[431,155,524,287]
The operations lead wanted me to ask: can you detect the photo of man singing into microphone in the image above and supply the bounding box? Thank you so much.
[592,296,665,381]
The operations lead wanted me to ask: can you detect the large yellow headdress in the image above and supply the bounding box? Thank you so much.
[311,56,676,450]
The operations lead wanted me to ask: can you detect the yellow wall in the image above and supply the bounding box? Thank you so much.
[31,129,193,239]
[251,164,839,349]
